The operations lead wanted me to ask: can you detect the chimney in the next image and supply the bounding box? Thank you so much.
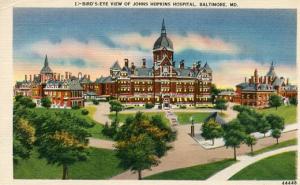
[251,76,254,84]
[131,62,135,69]
[180,60,184,69]
[53,73,56,80]
[58,73,60,81]
[124,59,129,67]
[244,77,247,83]
[30,75,32,81]
[65,72,68,80]
[264,76,266,84]
[196,61,201,69]
[287,78,289,85]
[25,75,27,81]
[142,58,146,68]
[259,77,262,83]
[61,75,64,81]
[249,78,251,84]
[88,75,90,80]
[69,72,72,79]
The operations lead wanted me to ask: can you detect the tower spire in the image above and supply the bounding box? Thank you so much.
[161,18,166,36]
[44,54,49,67]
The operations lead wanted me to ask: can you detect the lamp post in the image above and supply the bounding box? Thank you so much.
[190,116,194,137]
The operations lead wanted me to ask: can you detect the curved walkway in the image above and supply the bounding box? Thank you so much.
[111,129,296,179]
[208,145,297,180]
[88,137,115,150]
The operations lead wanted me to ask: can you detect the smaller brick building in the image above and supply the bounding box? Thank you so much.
[235,62,297,108]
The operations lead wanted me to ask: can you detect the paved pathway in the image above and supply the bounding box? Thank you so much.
[92,102,110,125]
[111,128,297,179]
[208,145,297,180]
[88,137,115,149]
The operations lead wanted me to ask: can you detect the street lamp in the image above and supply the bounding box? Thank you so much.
[190,116,194,137]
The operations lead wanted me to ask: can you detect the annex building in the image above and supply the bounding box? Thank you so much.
[235,62,297,107]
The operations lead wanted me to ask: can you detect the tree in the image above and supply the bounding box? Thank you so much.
[41,97,51,108]
[115,112,176,179]
[271,129,281,144]
[201,118,223,145]
[211,83,220,103]
[257,116,271,137]
[269,94,283,110]
[31,111,93,179]
[237,111,257,134]
[13,118,35,164]
[289,97,297,106]
[265,114,284,130]
[109,100,123,119]
[244,135,257,155]
[215,98,228,112]
[115,134,159,180]
[15,95,36,108]
[223,120,246,160]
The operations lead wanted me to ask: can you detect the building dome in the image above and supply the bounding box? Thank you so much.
[153,19,173,51]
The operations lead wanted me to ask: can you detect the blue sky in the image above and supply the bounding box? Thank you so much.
[13,8,297,87]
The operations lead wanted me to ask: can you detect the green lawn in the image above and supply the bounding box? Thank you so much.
[32,107,109,140]
[257,105,297,124]
[144,159,236,180]
[230,151,296,180]
[14,147,125,179]
[109,112,170,125]
[175,112,212,124]
[250,138,297,156]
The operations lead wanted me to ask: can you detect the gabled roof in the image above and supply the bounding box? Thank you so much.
[110,61,121,70]
[202,62,212,73]
[204,112,226,125]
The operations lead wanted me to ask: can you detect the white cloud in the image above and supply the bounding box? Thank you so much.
[111,32,240,55]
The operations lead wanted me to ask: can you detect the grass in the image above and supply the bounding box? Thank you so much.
[230,151,296,180]
[109,112,170,125]
[257,105,297,124]
[174,112,212,124]
[250,138,297,156]
[14,147,125,179]
[144,159,236,180]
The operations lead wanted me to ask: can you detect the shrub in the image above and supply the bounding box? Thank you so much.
[124,106,134,110]
[72,105,80,110]
[92,99,99,105]
[81,109,89,115]
[179,105,187,109]
[145,103,154,109]
[290,97,297,105]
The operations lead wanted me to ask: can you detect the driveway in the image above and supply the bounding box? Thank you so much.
[93,102,110,125]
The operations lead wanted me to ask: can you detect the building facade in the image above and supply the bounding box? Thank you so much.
[94,20,213,108]
[235,62,297,107]
[14,20,213,109]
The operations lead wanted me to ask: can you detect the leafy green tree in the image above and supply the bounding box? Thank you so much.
[201,119,223,145]
[271,129,281,144]
[15,95,36,108]
[211,83,220,103]
[223,120,246,160]
[13,118,35,164]
[289,97,297,106]
[269,94,283,110]
[41,97,51,108]
[31,111,93,179]
[244,135,257,155]
[265,114,284,130]
[215,98,228,112]
[109,100,123,119]
[115,112,176,179]
[257,116,271,137]
[115,134,159,180]
[237,111,257,134]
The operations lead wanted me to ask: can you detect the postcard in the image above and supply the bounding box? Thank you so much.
[0,0,298,185]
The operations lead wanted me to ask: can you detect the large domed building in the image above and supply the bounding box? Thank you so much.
[94,19,213,108]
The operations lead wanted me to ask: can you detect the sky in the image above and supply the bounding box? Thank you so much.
[13,8,297,88]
